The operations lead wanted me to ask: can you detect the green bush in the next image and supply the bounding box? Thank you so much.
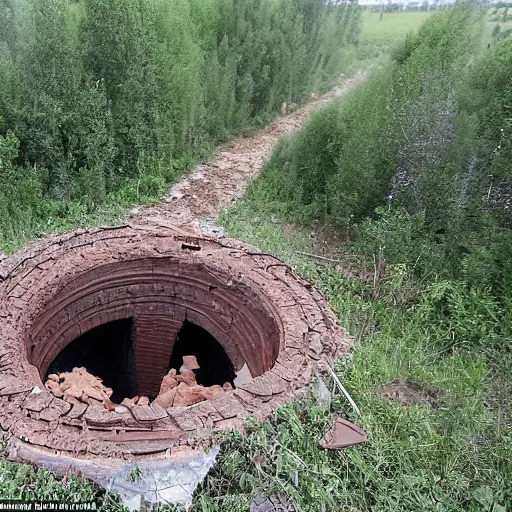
[349,206,446,276]
[466,38,512,181]
[263,2,512,300]
[0,0,362,252]
[252,2,512,359]
[416,280,500,348]
[267,2,483,229]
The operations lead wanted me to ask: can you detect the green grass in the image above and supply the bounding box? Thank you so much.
[328,11,434,75]
[0,437,125,510]
[0,147,214,255]
[361,11,433,44]
[352,8,511,70]
[191,174,512,511]
[485,7,512,46]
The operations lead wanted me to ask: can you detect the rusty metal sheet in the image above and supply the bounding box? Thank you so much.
[320,417,367,449]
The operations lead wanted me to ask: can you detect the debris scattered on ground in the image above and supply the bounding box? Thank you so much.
[197,218,225,237]
[45,356,235,410]
[180,355,200,372]
[155,357,230,408]
[233,362,253,387]
[45,367,115,407]
[138,396,150,406]
[325,364,361,416]
[376,377,442,407]
[313,375,332,409]
[165,191,186,202]
[120,396,139,408]
[320,417,367,450]
[111,448,221,511]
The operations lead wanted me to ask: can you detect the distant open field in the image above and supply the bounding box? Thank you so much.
[485,6,512,45]
[361,8,512,50]
[361,10,433,44]
[346,10,433,70]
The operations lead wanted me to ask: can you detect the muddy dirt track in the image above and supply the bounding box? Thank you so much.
[137,71,366,232]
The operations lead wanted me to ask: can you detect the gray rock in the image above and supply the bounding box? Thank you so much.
[251,492,302,512]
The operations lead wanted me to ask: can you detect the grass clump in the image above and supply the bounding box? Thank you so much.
[207,181,512,511]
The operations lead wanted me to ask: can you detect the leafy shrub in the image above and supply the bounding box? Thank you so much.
[0,0,362,252]
[267,2,483,229]
[349,206,446,276]
[416,280,500,348]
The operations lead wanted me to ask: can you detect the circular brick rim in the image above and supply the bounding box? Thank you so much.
[0,222,352,463]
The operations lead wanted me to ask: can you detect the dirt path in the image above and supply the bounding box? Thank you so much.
[136,71,366,234]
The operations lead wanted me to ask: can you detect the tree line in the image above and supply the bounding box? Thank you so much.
[0,0,361,250]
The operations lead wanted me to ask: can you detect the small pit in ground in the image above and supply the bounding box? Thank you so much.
[45,318,237,403]
[377,378,442,408]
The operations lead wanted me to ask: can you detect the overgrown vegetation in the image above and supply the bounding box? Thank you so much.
[1,4,510,511]
[0,0,361,253]
[200,2,512,510]
[263,1,512,296]
[209,201,512,511]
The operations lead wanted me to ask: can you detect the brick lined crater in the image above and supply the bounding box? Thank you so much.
[0,222,352,467]
[31,257,280,398]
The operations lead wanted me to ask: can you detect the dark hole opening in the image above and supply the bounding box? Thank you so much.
[45,318,137,403]
[181,243,201,251]
[45,318,236,404]
[168,321,236,388]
